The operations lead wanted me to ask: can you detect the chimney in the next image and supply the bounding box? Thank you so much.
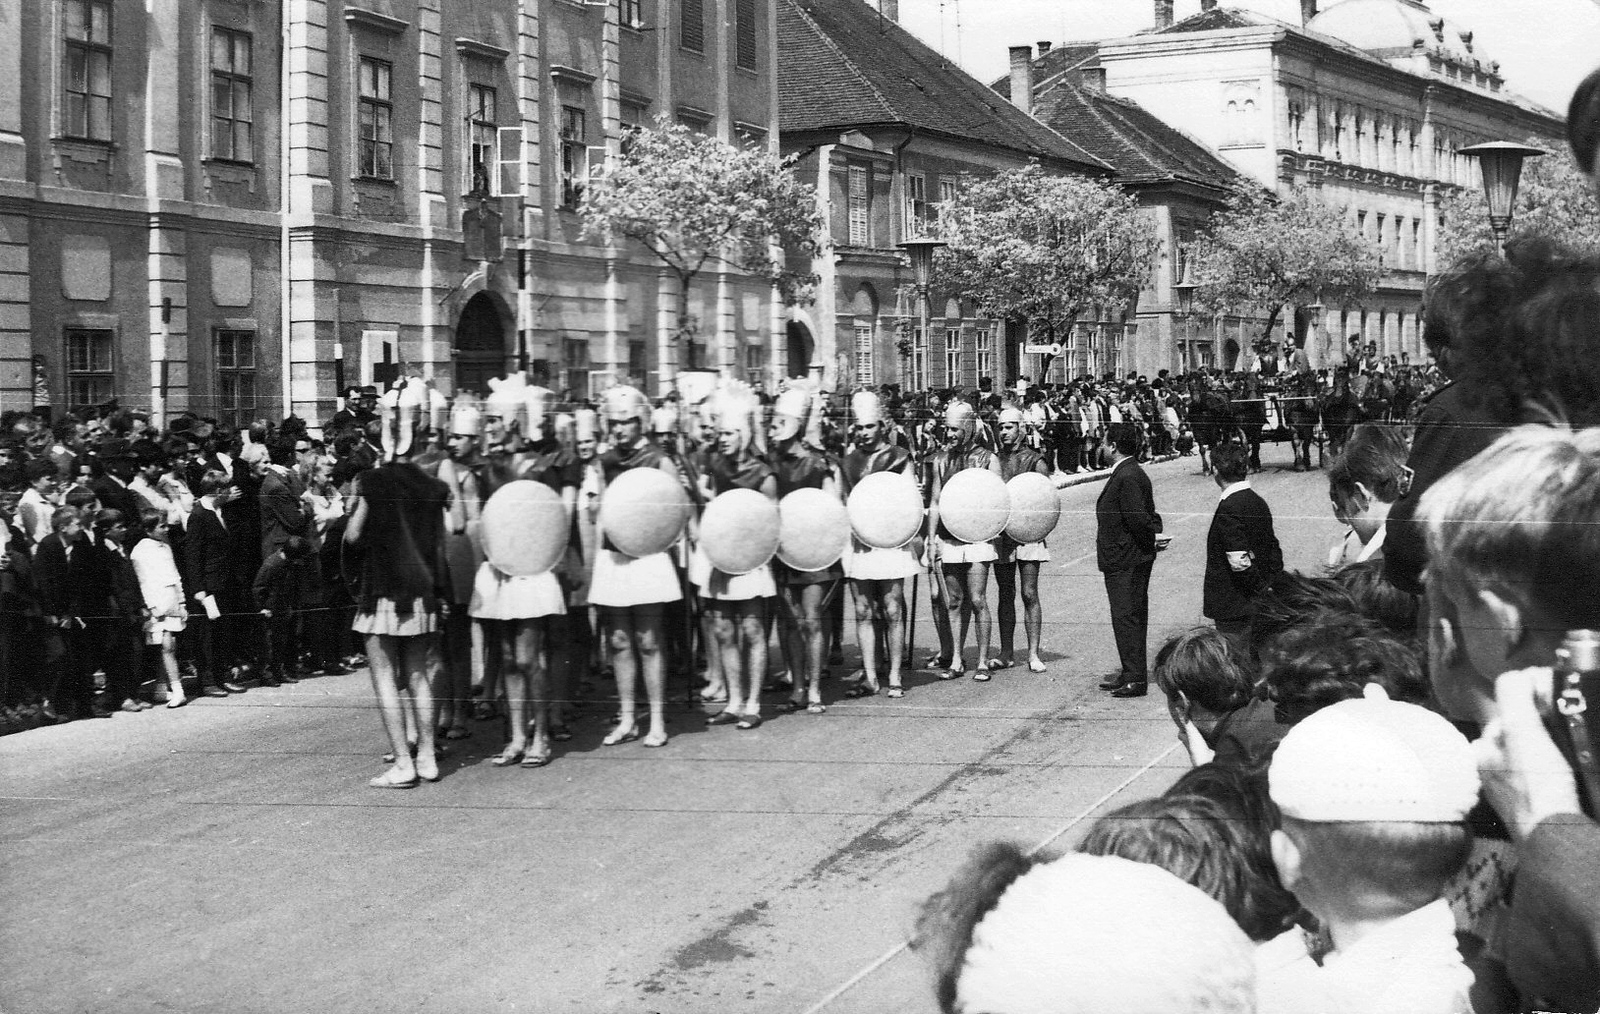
[1155,0,1175,29]
[878,0,898,22]
[1201,0,1218,10]
[1037,41,1053,57]
[1009,46,1034,115]
[1080,67,1107,95]
[1300,0,1318,24]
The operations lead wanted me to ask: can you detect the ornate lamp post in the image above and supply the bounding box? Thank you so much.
[898,237,946,391]
[1173,279,1197,372]
[1459,141,1545,252]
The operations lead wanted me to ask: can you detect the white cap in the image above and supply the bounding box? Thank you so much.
[1270,685,1480,824]
[851,390,883,426]
[998,406,1025,426]
[450,395,482,437]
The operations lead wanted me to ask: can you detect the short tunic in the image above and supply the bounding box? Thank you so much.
[768,444,843,587]
[933,443,999,565]
[589,439,683,608]
[469,443,578,620]
[994,446,1052,564]
[691,450,776,601]
[841,441,921,581]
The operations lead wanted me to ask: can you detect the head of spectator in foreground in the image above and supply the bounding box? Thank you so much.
[1331,559,1419,640]
[1327,424,1411,545]
[1418,424,1600,724]
[1210,441,1248,487]
[1570,64,1599,186]
[915,846,1255,1014]
[1078,785,1301,942]
[1153,626,1255,738]
[1260,608,1427,725]
[1246,572,1360,663]
[1268,687,1477,934]
[1102,421,1141,465]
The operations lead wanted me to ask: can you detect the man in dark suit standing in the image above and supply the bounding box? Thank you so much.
[184,470,248,696]
[33,506,112,720]
[1095,422,1162,698]
[1202,443,1284,637]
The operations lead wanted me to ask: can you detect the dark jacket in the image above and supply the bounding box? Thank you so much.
[1505,815,1600,1013]
[33,535,103,620]
[99,541,145,620]
[184,503,241,597]
[1202,485,1285,622]
[1095,457,1160,573]
[252,550,309,614]
[88,475,144,536]
[258,466,309,559]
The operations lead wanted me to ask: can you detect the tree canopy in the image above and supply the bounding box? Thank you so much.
[930,163,1159,344]
[1435,147,1600,267]
[1189,186,1380,346]
[580,122,824,376]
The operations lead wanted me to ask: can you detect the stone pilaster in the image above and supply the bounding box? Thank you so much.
[146,224,188,423]
[0,214,30,413]
[286,0,333,214]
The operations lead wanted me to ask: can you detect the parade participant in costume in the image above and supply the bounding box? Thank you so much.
[993,407,1051,674]
[344,378,451,788]
[590,386,682,748]
[434,395,484,741]
[571,409,604,694]
[472,375,574,769]
[767,384,841,716]
[694,383,778,730]
[926,400,1002,681]
[840,390,919,699]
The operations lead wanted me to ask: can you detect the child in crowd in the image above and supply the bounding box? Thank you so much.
[1260,607,1428,725]
[1151,625,1280,767]
[130,507,188,708]
[1256,687,1479,1014]
[253,535,312,685]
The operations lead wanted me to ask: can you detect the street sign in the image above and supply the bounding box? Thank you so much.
[1023,344,1055,355]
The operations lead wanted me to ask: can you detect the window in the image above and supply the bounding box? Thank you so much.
[1412,220,1422,269]
[734,0,757,71]
[621,0,645,30]
[65,327,113,410]
[912,326,928,390]
[63,0,112,141]
[944,328,962,387]
[847,165,869,246]
[681,0,704,53]
[560,105,588,209]
[1375,213,1386,262]
[628,339,647,382]
[974,327,993,379]
[854,323,874,385]
[904,173,926,239]
[357,57,394,179]
[210,27,253,162]
[744,340,765,377]
[677,108,710,134]
[466,83,497,193]
[735,123,767,150]
[216,329,258,426]
[938,178,958,213]
[564,338,590,398]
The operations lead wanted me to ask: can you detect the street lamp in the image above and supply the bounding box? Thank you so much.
[1459,141,1545,251]
[1173,280,1197,371]
[898,237,946,390]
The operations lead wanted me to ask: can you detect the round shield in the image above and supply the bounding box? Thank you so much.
[940,468,1011,544]
[847,471,924,550]
[599,467,692,558]
[481,480,570,576]
[1004,471,1061,544]
[777,488,850,572]
[699,488,781,575]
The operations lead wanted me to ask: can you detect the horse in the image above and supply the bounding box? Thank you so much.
[1320,371,1363,459]
[1281,372,1323,471]
[1233,375,1269,472]
[1185,381,1236,476]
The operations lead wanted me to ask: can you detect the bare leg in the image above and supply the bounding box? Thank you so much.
[514,620,549,764]
[711,604,743,716]
[1020,561,1045,668]
[405,634,441,780]
[700,601,727,700]
[993,560,1018,664]
[943,563,970,672]
[798,583,828,707]
[851,582,881,691]
[930,561,954,663]
[497,622,531,762]
[966,562,993,667]
[882,580,906,691]
[366,633,417,786]
[776,586,807,707]
[604,609,639,743]
[160,640,185,706]
[738,602,767,720]
[439,610,472,736]
[634,605,669,746]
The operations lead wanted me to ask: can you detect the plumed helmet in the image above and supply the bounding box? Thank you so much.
[574,408,599,443]
[481,480,571,576]
[847,471,923,549]
[771,380,818,446]
[484,373,530,433]
[601,385,651,423]
[1004,471,1061,543]
[378,376,428,459]
[939,467,1011,543]
[851,390,884,427]
[522,385,556,442]
[711,381,759,452]
[425,383,449,436]
[699,488,780,574]
[777,488,850,571]
[650,403,679,435]
[449,394,482,437]
[998,406,1026,426]
[598,467,692,557]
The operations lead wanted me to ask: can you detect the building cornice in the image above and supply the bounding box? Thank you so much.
[456,38,511,63]
[344,7,409,35]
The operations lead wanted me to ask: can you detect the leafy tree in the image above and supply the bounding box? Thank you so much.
[1189,186,1379,350]
[1436,147,1600,267]
[930,163,1159,363]
[580,121,824,381]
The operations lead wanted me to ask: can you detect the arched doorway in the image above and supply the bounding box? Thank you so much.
[1222,338,1241,372]
[785,320,814,379]
[454,292,508,396]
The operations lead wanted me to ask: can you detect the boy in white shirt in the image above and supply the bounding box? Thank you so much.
[1256,686,1479,1014]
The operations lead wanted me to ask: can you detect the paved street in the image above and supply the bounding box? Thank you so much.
[2,442,1339,1014]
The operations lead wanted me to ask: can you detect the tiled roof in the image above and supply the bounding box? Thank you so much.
[992,43,1100,102]
[777,0,1111,173]
[1034,82,1245,193]
[1149,7,1281,33]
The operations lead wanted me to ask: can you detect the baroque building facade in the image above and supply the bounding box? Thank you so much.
[1093,0,1565,369]
[0,0,787,425]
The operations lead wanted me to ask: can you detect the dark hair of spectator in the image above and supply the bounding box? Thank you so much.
[197,469,230,497]
[282,535,311,560]
[1106,422,1142,457]
[1153,626,1255,714]
[138,506,167,531]
[1330,560,1420,639]
[93,508,125,534]
[51,505,81,529]
[1570,64,1600,176]
[25,458,56,484]
[1211,443,1249,483]
[1327,423,1410,511]
[64,485,98,510]
[1260,608,1427,724]
[912,841,1040,1014]
[1247,572,1360,664]
[1279,816,1471,917]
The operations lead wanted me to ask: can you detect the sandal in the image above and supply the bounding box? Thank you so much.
[776,700,805,715]
[369,767,419,789]
[706,711,742,726]
[806,701,828,714]
[520,749,552,769]
[736,714,764,730]
[642,730,670,748]
[415,755,441,782]
[1027,659,1048,674]
[603,725,641,746]
[490,747,526,767]
[842,683,878,699]
[698,686,729,704]
[550,724,573,743]
[940,666,966,681]
[923,653,951,670]
[886,686,905,699]
[973,659,1004,683]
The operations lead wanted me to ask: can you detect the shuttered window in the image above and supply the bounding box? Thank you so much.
[681,0,704,53]
[735,0,757,70]
[847,165,869,246]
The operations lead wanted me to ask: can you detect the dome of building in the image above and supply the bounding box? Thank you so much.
[1309,0,1490,71]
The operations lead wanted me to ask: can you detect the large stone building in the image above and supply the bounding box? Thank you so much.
[777,0,1113,392]
[0,0,785,425]
[1088,0,1565,368]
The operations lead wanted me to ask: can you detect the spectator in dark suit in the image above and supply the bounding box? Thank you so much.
[93,509,148,712]
[33,506,111,720]
[1095,422,1162,698]
[87,448,144,539]
[184,470,248,696]
[1202,443,1284,638]
[255,439,309,561]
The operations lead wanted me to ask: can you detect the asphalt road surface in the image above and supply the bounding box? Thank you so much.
[1,442,1342,1014]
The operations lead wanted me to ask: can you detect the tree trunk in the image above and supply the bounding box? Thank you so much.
[676,273,694,374]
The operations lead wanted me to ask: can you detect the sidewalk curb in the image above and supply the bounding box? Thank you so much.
[1051,453,1184,490]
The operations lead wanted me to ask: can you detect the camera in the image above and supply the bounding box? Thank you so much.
[1551,630,1600,818]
